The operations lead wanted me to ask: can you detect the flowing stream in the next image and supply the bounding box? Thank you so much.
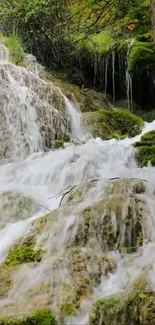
[0,44,155,322]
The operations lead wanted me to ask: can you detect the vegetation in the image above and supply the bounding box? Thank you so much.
[5,243,43,266]
[0,309,57,325]
[82,109,144,139]
[0,0,154,109]
[89,289,155,325]
[60,302,77,317]
[134,130,155,166]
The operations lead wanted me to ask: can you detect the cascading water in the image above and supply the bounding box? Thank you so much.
[126,39,135,112]
[1,44,155,323]
[112,51,115,104]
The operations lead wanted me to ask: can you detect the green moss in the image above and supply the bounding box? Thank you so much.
[134,131,155,167]
[128,41,154,72]
[82,109,144,140]
[41,70,109,113]
[89,290,155,325]
[136,146,155,167]
[3,34,25,66]
[5,243,43,266]
[0,266,13,298]
[54,140,65,149]
[60,302,77,317]
[89,297,122,325]
[0,309,57,325]
[141,130,155,142]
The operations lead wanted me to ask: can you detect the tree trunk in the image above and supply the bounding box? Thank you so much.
[150,0,155,44]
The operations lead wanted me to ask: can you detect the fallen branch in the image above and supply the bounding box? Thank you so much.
[38,204,51,212]
[59,185,77,207]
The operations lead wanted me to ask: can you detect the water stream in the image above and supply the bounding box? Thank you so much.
[0,44,155,322]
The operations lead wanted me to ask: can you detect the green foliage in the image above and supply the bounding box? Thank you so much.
[79,31,115,56]
[0,309,57,325]
[134,131,155,167]
[5,244,43,266]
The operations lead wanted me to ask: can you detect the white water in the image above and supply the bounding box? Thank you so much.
[112,51,115,104]
[1,44,155,322]
[63,96,87,142]
[126,39,135,112]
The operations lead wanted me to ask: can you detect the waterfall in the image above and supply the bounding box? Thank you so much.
[112,51,115,104]
[63,96,87,142]
[1,42,155,323]
[126,39,135,112]
[105,55,109,97]
[0,45,80,160]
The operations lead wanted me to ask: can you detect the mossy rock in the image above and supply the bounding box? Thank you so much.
[0,191,38,223]
[89,290,155,325]
[66,246,116,307]
[0,265,14,298]
[5,243,43,266]
[134,131,155,166]
[82,109,144,139]
[74,190,144,252]
[128,41,155,72]
[41,70,109,112]
[0,309,57,325]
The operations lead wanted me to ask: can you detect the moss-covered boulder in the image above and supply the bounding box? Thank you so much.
[128,41,154,72]
[72,179,147,252]
[82,109,144,139]
[134,130,155,166]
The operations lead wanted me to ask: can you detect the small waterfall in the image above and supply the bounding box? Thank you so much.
[105,55,109,97]
[0,44,9,62]
[0,45,73,159]
[64,96,87,142]
[112,51,115,104]
[126,39,135,112]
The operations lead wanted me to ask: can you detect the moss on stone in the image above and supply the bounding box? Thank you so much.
[66,245,116,307]
[0,265,13,298]
[5,243,43,266]
[82,109,144,139]
[0,309,57,325]
[128,41,154,72]
[134,131,155,167]
[41,70,109,113]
